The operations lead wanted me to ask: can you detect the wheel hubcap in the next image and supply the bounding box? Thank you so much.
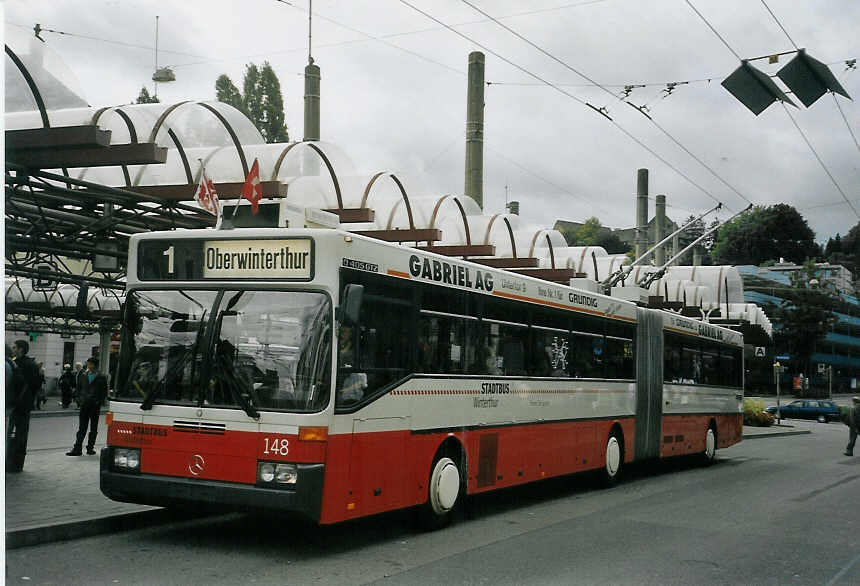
[606,437,620,477]
[430,457,460,514]
[705,429,715,459]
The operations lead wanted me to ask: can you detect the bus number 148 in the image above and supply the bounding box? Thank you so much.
[263,437,289,456]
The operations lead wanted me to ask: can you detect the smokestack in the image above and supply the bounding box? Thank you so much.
[303,60,320,141]
[635,168,649,260]
[655,194,666,265]
[465,51,485,209]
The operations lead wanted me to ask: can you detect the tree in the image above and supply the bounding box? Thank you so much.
[828,222,860,277]
[595,232,631,255]
[135,87,159,104]
[558,217,630,254]
[770,261,838,393]
[215,75,245,115]
[215,62,289,143]
[711,204,818,266]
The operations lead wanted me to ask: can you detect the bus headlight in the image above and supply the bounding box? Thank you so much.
[113,448,141,471]
[257,461,297,486]
[259,462,275,483]
[274,463,297,484]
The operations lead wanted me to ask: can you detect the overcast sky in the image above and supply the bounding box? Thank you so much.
[4,0,859,243]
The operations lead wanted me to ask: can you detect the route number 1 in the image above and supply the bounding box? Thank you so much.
[162,245,174,274]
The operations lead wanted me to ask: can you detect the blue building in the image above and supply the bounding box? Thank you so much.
[738,264,860,393]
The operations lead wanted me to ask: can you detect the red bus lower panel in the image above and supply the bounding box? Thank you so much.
[319,417,636,524]
[660,413,742,457]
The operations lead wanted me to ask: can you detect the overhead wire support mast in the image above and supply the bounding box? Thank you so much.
[638,204,753,290]
[402,0,731,210]
[602,202,723,291]
[455,0,753,211]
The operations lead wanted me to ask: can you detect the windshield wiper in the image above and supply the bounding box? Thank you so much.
[215,355,260,419]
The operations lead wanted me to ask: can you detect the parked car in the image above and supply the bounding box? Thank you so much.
[765,399,839,423]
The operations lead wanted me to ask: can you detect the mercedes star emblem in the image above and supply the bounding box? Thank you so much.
[188,454,205,476]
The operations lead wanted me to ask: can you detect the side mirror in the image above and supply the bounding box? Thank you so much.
[339,284,364,326]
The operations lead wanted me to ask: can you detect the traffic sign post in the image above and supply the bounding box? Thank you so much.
[773,361,783,425]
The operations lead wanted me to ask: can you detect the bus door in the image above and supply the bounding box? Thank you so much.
[349,416,411,515]
[634,308,663,460]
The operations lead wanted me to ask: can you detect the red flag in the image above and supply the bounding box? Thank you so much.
[194,166,220,217]
[242,158,262,215]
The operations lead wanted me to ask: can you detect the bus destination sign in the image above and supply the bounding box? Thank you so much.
[203,239,311,279]
[136,237,314,281]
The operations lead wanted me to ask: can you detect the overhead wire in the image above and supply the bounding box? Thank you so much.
[398,0,735,212]
[782,103,860,219]
[832,92,860,158]
[759,0,799,50]
[457,0,752,209]
[686,0,860,221]
[683,0,742,60]
[7,22,208,60]
[273,1,465,76]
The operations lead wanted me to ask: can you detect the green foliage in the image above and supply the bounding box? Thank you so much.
[135,86,159,104]
[711,204,819,266]
[743,399,775,427]
[558,217,630,254]
[258,64,289,143]
[215,74,245,115]
[215,62,289,144]
[771,264,837,376]
[595,232,631,255]
[826,222,860,277]
[575,217,603,244]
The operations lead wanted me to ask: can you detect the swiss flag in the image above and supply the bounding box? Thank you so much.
[242,158,262,215]
[194,167,220,217]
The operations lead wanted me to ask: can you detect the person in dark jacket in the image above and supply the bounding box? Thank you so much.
[7,340,40,472]
[66,357,109,456]
[58,364,76,408]
[844,396,860,457]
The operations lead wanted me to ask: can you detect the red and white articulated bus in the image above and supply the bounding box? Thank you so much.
[101,228,744,526]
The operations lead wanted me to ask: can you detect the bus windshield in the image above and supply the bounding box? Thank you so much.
[117,289,332,413]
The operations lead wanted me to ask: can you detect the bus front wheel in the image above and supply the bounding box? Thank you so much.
[417,455,461,530]
[600,430,623,487]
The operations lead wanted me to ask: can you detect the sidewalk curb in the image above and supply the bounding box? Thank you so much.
[743,430,812,440]
[6,508,171,550]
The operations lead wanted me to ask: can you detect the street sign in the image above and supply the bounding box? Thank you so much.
[776,355,790,361]
[754,347,766,357]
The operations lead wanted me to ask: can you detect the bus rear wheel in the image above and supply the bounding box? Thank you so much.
[600,430,623,487]
[417,455,461,530]
[702,425,717,465]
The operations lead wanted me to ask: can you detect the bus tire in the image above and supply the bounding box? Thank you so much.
[417,455,461,530]
[702,424,717,465]
[600,429,623,487]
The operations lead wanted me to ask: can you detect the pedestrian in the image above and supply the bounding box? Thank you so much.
[842,396,860,457]
[6,340,41,472]
[33,362,47,410]
[58,364,76,408]
[66,357,108,457]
